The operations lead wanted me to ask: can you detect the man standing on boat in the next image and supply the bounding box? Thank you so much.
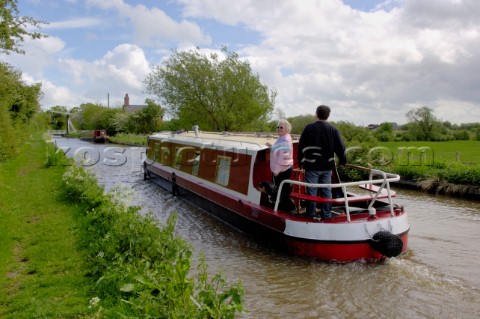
[298,105,347,219]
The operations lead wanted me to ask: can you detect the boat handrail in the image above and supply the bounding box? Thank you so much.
[274,168,400,222]
[149,133,264,149]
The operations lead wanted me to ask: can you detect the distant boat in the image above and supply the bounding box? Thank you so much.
[80,129,109,143]
[143,129,409,263]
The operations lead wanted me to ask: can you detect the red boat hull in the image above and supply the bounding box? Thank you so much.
[144,161,409,262]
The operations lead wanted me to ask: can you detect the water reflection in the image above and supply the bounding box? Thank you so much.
[54,137,480,319]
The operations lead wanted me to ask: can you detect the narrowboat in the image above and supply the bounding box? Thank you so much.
[80,129,109,143]
[143,128,409,262]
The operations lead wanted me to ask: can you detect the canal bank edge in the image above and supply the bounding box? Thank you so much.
[392,179,480,201]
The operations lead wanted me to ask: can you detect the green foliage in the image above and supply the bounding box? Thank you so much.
[405,106,445,141]
[61,165,245,317]
[387,160,480,187]
[69,100,163,135]
[146,46,275,132]
[453,130,470,141]
[334,121,378,178]
[0,136,93,318]
[109,133,148,145]
[0,0,47,54]
[0,100,20,160]
[45,105,68,129]
[121,99,164,134]
[0,62,43,161]
[74,103,109,130]
[436,161,480,185]
[373,122,394,142]
[0,62,42,124]
[395,110,480,142]
[287,114,316,134]
[334,121,376,146]
[160,118,184,132]
[373,141,480,188]
[44,139,73,167]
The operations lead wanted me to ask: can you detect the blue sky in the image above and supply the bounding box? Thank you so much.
[4,0,480,125]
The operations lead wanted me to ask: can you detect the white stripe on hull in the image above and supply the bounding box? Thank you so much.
[284,213,409,241]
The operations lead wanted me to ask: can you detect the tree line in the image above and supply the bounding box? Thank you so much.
[48,100,164,136]
[1,0,479,164]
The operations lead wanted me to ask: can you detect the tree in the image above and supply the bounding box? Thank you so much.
[0,61,42,123]
[373,122,394,142]
[145,47,276,132]
[136,99,164,133]
[405,106,444,141]
[287,114,315,134]
[0,62,42,160]
[47,105,69,129]
[1,0,47,54]
[76,103,108,130]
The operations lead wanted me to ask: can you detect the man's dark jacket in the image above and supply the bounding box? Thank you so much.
[297,121,347,171]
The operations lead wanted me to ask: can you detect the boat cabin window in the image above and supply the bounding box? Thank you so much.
[192,151,200,176]
[174,146,198,172]
[153,142,160,161]
[215,155,231,186]
[160,144,171,165]
[174,147,182,169]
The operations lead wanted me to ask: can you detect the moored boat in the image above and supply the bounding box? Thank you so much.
[143,128,409,262]
[80,129,109,143]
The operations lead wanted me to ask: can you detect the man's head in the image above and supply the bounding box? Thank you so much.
[316,105,331,121]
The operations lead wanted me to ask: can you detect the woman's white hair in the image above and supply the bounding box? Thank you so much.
[278,119,292,133]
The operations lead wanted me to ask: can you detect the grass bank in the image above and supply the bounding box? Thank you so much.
[0,135,93,318]
[109,133,148,146]
[378,140,480,164]
[1,133,245,318]
[375,141,480,197]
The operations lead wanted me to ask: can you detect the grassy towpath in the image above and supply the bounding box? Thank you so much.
[0,136,92,318]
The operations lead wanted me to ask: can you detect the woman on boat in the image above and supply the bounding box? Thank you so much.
[266,119,296,212]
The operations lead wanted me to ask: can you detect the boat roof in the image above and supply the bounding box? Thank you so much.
[148,130,299,151]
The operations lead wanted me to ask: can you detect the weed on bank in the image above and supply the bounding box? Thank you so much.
[61,164,245,318]
[1,136,245,318]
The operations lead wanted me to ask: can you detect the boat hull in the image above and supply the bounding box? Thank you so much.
[144,162,409,263]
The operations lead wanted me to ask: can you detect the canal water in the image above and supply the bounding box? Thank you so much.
[54,138,480,319]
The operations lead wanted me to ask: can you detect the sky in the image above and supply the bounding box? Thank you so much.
[3,0,480,125]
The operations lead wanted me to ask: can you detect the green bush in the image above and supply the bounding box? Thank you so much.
[109,133,148,145]
[61,165,245,318]
[385,159,479,187]
[436,161,480,186]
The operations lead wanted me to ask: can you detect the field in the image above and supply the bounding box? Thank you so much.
[378,140,480,165]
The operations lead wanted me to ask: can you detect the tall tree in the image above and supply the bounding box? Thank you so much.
[0,62,42,159]
[145,47,276,132]
[373,122,394,142]
[136,99,164,133]
[406,106,444,141]
[47,105,69,130]
[0,0,47,54]
[0,61,42,123]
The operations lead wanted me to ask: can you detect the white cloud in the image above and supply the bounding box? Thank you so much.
[87,0,211,47]
[56,44,150,105]
[6,0,480,124]
[177,0,480,124]
[44,17,103,29]
[3,36,65,77]
[11,43,151,109]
